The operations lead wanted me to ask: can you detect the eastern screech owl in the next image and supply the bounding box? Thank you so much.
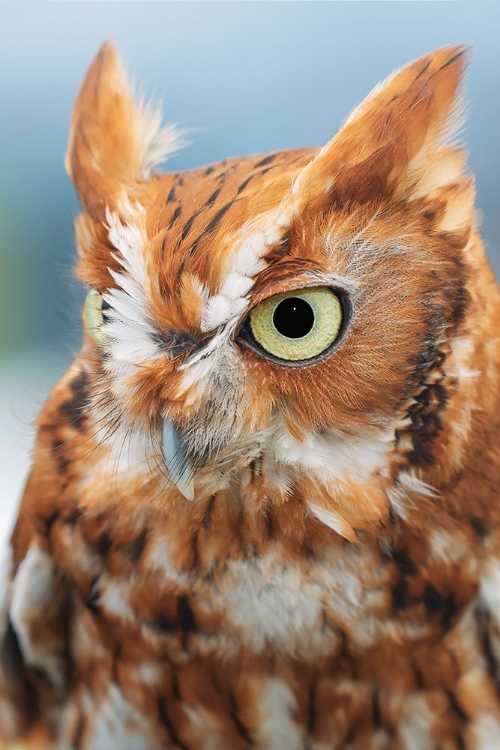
[2,43,500,750]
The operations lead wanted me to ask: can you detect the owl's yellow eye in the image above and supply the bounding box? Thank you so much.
[84,289,108,346]
[247,287,343,363]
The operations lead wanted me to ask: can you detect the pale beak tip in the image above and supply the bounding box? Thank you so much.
[179,477,195,502]
[162,418,196,502]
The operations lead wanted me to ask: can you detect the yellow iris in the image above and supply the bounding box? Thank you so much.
[249,287,343,362]
[83,289,107,345]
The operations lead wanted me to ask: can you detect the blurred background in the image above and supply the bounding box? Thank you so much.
[0,0,498,546]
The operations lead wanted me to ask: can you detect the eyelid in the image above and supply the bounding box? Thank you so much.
[246,272,355,312]
[247,275,326,310]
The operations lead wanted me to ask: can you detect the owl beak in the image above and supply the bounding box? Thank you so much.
[162,419,195,501]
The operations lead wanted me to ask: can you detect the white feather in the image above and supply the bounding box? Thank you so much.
[112,52,188,179]
[307,502,351,536]
[201,293,248,333]
[81,684,154,750]
[9,546,66,692]
[256,680,301,750]
[271,422,393,483]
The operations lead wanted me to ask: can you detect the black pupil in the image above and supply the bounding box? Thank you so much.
[273,297,315,339]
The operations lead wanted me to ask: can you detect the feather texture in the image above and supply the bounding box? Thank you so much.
[2,43,500,750]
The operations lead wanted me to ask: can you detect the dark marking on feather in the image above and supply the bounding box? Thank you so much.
[344,725,356,744]
[37,509,61,537]
[62,507,85,528]
[201,494,217,531]
[447,690,469,723]
[166,185,177,204]
[471,517,488,537]
[260,165,278,177]
[264,511,275,540]
[448,259,470,326]
[153,330,198,357]
[52,439,70,474]
[59,371,90,429]
[1,618,38,725]
[414,60,431,82]
[414,666,424,689]
[88,532,113,559]
[161,234,168,259]
[171,668,181,700]
[423,584,458,629]
[111,642,121,684]
[229,692,254,745]
[177,184,224,249]
[168,205,182,230]
[423,583,444,613]
[392,578,412,612]
[263,236,291,263]
[424,584,459,630]
[390,548,417,576]
[254,153,277,168]
[147,615,173,633]
[158,698,192,750]
[87,577,100,615]
[405,359,449,467]
[177,595,196,632]
[476,608,500,688]
[248,460,257,486]
[181,214,197,242]
[123,528,149,564]
[439,47,468,71]
[237,175,255,194]
[190,200,235,251]
[204,187,221,207]
[372,690,382,727]
[147,597,197,637]
[307,682,317,735]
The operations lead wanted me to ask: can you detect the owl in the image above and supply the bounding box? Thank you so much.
[1,41,500,750]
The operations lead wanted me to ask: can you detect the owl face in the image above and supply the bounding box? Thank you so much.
[68,44,481,537]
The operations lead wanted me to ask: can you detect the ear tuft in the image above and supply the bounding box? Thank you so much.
[295,45,472,227]
[66,42,187,219]
[343,45,469,154]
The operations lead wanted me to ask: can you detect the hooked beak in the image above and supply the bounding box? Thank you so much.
[162,419,195,501]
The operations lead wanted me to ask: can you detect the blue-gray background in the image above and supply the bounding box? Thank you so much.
[0,1,498,537]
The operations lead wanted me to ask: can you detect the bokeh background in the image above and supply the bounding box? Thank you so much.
[0,0,499,546]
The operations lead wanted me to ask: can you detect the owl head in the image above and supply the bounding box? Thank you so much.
[66,43,494,541]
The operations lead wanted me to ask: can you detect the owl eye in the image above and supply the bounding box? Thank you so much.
[84,289,109,346]
[246,287,344,363]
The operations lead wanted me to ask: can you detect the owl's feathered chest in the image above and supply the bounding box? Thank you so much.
[53,497,477,660]
[14,494,495,750]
